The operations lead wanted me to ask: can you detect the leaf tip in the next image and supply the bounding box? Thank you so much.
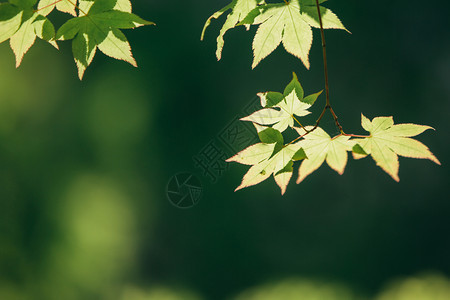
[430,155,441,165]
[15,57,22,68]
[225,156,234,163]
[251,56,260,69]
[234,185,244,192]
[304,61,310,70]
[291,71,298,80]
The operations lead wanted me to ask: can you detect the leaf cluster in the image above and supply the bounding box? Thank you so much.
[201,0,347,69]
[0,0,153,79]
[227,74,440,194]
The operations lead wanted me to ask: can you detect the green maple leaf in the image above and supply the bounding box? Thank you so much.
[239,0,347,68]
[294,126,354,183]
[201,0,266,60]
[227,141,302,194]
[56,0,154,79]
[241,73,321,132]
[0,0,57,67]
[352,114,440,181]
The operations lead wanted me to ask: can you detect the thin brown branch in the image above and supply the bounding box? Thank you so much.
[315,0,330,108]
[34,0,63,12]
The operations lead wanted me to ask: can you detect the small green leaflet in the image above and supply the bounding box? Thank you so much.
[352,114,440,181]
[201,0,265,60]
[240,0,347,68]
[0,0,57,67]
[295,126,354,183]
[56,0,154,79]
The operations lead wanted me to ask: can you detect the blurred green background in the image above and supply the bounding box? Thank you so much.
[0,0,449,299]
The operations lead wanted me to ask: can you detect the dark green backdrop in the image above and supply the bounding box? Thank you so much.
[0,0,449,299]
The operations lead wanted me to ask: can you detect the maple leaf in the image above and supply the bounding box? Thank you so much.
[56,0,154,79]
[353,114,441,181]
[240,90,312,132]
[294,126,355,183]
[227,141,302,193]
[0,0,57,67]
[201,0,266,60]
[241,73,321,133]
[239,0,347,68]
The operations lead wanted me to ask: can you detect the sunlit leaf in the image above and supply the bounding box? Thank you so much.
[241,89,312,133]
[1,0,57,67]
[201,0,266,60]
[232,143,301,192]
[295,126,354,183]
[226,142,276,165]
[353,114,440,181]
[239,0,347,68]
[37,0,76,16]
[274,160,293,195]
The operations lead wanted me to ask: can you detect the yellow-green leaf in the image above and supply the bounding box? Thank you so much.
[354,114,440,181]
[295,126,354,183]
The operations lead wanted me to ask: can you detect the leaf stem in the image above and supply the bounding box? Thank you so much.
[316,0,330,108]
[66,0,88,16]
[313,0,344,134]
[291,114,307,131]
[286,0,347,145]
[342,133,370,138]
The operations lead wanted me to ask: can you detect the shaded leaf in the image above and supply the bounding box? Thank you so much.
[0,3,22,43]
[258,127,284,144]
[284,72,304,99]
[56,0,154,79]
[302,90,322,105]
